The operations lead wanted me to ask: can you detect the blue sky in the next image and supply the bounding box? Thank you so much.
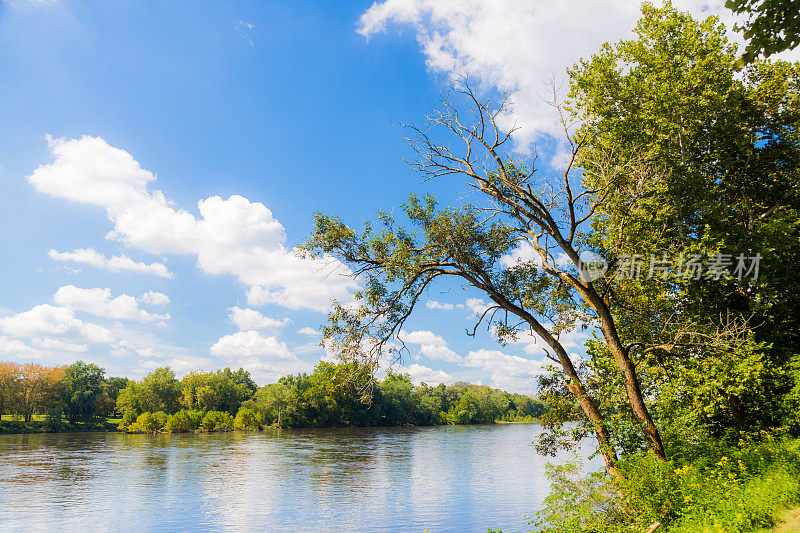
[0,0,784,391]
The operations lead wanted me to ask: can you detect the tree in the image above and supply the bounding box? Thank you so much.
[0,362,21,417]
[726,0,800,63]
[101,376,129,417]
[16,364,64,422]
[117,367,181,415]
[246,383,291,427]
[567,3,800,444]
[62,361,105,423]
[303,80,673,475]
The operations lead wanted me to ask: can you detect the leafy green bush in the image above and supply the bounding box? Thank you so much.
[532,434,800,533]
[127,411,168,433]
[201,410,234,432]
[163,410,204,432]
[119,409,138,430]
[233,408,263,430]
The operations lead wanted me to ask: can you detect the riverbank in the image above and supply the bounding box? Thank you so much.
[0,418,120,434]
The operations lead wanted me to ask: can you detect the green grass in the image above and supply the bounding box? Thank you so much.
[0,416,120,434]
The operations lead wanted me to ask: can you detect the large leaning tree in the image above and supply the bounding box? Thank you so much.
[302,80,669,476]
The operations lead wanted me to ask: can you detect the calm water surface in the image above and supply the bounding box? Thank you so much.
[0,424,598,532]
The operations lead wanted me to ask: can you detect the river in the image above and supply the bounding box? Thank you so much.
[0,424,599,532]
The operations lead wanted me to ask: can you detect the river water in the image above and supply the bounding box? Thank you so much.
[0,424,599,532]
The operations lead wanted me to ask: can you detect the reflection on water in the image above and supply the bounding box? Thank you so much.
[0,425,599,532]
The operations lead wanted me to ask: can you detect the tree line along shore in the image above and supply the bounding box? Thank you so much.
[0,360,547,434]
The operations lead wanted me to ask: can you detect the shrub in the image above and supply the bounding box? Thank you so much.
[234,408,263,430]
[531,434,800,533]
[164,410,204,433]
[201,410,234,432]
[119,409,138,430]
[128,411,168,433]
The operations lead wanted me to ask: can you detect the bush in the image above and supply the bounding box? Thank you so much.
[532,434,800,533]
[119,409,138,430]
[127,411,168,433]
[201,410,234,432]
[234,408,263,430]
[163,410,204,433]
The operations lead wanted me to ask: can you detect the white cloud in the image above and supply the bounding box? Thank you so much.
[425,299,463,311]
[53,285,170,323]
[465,297,491,316]
[0,336,42,359]
[464,348,545,393]
[297,326,321,336]
[399,329,462,362]
[358,0,800,145]
[499,242,572,269]
[228,306,289,331]
[138,291,170,306]
[397,363,451,385]
[500,326,591,356]
[28,135,358,313]
[48,248,173,278]
[31,337,88,353]
[210,330,312,382]
[0,304,114,344]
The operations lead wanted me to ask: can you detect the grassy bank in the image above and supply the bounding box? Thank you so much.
[0,414,120,434]
[526,432,800,533]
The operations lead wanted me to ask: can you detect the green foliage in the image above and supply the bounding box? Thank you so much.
[233,408,263,430]
[180,368,257,414]
[548,1,800,456]
[127,411,168,433]
[200,411,234,432]
[62,361,105,423]
[163,410,204,433]
[116,368,181,415]
[119,409,138,430]
[533,434,800,532]
[726,0,800,63]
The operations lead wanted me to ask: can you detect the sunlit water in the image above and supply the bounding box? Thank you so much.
[0,424,599,532]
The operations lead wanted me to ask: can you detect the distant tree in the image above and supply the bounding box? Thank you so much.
[116,367,181,415]
[62,361,105,423]
[248,383,291,427]
[101,376,129,417]
[180,371,217,411]
[0,362,21,417]
[16,364,65,422]
[726,0,800,63]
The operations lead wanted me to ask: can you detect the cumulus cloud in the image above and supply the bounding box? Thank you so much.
[210,330,312,382]
[228,306,290,331]
[397,363,451,385]
[138,291,170,306]
[28,135,358,312]
[464,348,545,393]
[31,337,88,353]
[48,248,173,278]
[498,242,572,269]
[500,325,591,356]
[0,304,114,344]
[465,297,490,316]
[358,0,799,145]
[53,285,170,323]
[425,299,464,311]
[399,329,462,362]
[0,336,42,359]
[297,326,320,336]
